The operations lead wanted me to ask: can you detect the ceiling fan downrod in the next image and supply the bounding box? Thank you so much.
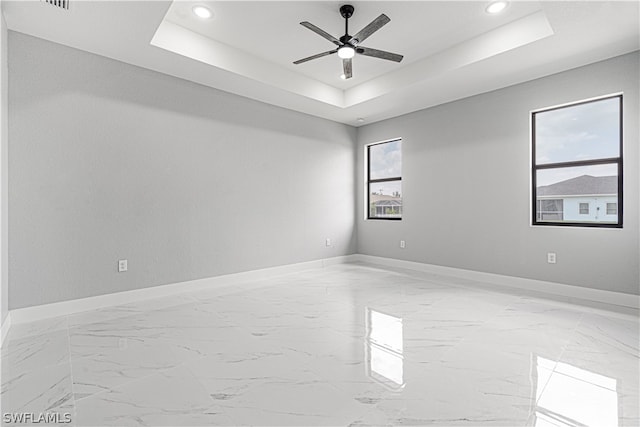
[340,4,355,43]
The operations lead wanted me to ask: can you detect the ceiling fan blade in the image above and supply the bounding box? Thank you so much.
[300,22,341,46]
[357,46,403,63]
[293,49,338,65]
[351,14,390,45]
[342,58,353,79]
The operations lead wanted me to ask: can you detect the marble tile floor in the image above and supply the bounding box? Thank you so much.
[1,262,638,426]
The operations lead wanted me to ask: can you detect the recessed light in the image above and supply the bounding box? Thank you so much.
[192,5,213,19]
[356,118,365,123]
[486,1,508,14]
[340,74,347,80]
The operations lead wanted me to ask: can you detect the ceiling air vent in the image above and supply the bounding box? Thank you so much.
[42,0,69,10]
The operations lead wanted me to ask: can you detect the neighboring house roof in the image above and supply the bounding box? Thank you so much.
[374,200,402,207]
[370,194,402,206]
[537,175,617,196]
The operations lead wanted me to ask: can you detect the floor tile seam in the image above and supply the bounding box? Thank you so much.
[60,359,78,424]
[70,349,211,405]
[561,323,640,364]
[67,309,161,332]
[67,313,238,350]
[24,358,77,421]
[4,324,70,345]
[533,314,578,406]
[205,402,242,427]
[426,295,521,356]
[190,271,316,299]
[352,262,483,291]
[67,338,152,365]
[1,333,73,380]
[187,362,340,414]
[65,295,219,330]
[482,296,584,332]
[68,297,216,327]
[1,357,74,401]
[67,326,190,363]
[64,322,79,424]
[3,319,71,349]
[523,295,639,321]
[68,332,218,386]
[532,359,622,422]
[358,262,637,318]
[578,323,640,355]
[403,278,527,310]
[180,351,356,426]
[318,380,389,426]
[74,386,238,427]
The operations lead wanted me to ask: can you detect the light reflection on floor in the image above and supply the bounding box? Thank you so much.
[534,355,618,427]
[366,308,404,389]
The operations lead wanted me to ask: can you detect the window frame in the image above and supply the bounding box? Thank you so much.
[579,203,589,215]
[367,139,402,221]
[536,199,564,221]
[531,94,623,228]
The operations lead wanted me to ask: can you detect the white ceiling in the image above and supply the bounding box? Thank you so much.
[3,1,639,126]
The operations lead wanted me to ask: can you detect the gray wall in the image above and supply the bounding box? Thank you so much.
[357,52,639,295]
[1,9,8,323]
[8,32,357,309]
[7,32,639,311]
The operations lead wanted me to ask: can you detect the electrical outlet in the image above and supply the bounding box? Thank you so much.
[118,259,128,272]
[547,252,556,264]
[400,240,406,249]
[326,238,331,247]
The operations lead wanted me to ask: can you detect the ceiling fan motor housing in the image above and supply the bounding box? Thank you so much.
[340,5,354,19]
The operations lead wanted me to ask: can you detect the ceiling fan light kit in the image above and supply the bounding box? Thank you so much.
[338,46,355,59]
[294,4,403,80]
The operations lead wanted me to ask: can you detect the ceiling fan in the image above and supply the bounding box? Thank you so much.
[293,4,403,79]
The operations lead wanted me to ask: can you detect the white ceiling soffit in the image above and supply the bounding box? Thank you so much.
[151,20,345,107]
[4,1,640,126]
[152,7,553,108]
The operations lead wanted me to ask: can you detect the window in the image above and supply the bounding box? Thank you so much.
[579,203,589,215]
[536,199,563,221]
[367,139,402,220]
[532,95,622,227]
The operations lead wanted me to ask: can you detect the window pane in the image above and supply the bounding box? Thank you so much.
[370,140,402,180]
[535,97,620,165]
[579,203,589,215]
[536,164,618,223]
[369,181,402,219]
[537,199,563,221]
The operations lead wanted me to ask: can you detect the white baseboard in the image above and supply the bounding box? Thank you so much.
[1,312,11,347]
[8,253,637,326]
[353,254,639,310]
[9,255,359,324]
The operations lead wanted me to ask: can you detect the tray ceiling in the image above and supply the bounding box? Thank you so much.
[3,1,639,126]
